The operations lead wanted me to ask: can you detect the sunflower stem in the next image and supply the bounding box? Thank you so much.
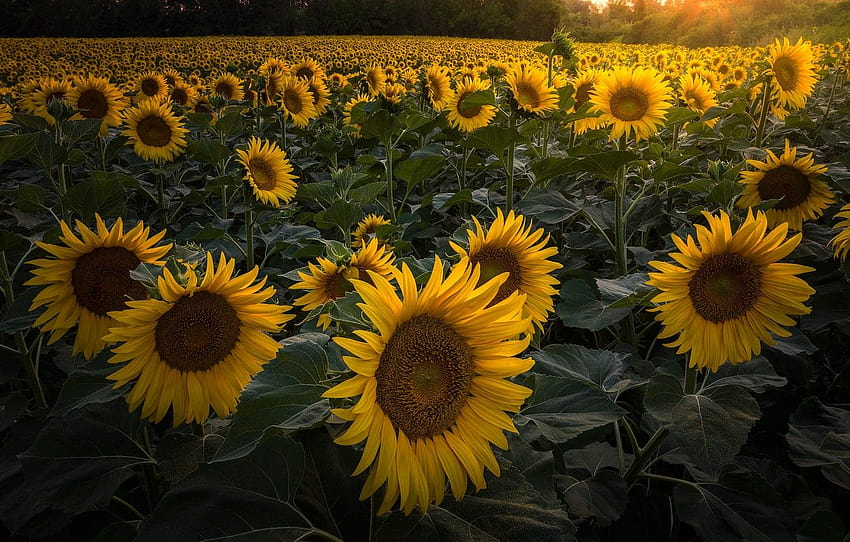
[754,75,772,148]
[384,137,396,222]
[140,424,159,512]
[156,172,168,230]
[684,362,699,395]
[280,114,288,154]
[814,68,840,142]
[623,426,669,484]
[671,122,680,151]
[111,495,145,521]
[613,418,626,475]
[505,113,517,212]
[244,187,256,271]
[637,471,700,490]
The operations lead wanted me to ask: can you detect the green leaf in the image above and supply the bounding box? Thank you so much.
[567,150,637,181]
[394,154,445,195]
[213,334,330,462]
[653,161,699,182]
[797,510,846,542]
[16,184,46,212]
[516,375,625,445]
[212,107,244,137]
[459,88,496,108]
[62,173,128,221]
[665,106,700,127]
[0,133,39,164]
[328,291,369,328]
[596,272,654,309]
[324,239,352,262]
[50,353,124,418]
[349,181,386,206]
[463,125,521,157]
[702,356,787,393]
[360,109,399,142]
[556,279,630,332]
[296,180,336,206]
[644,372,684,424]
[28,132,66,170]
[62,118,102,147]
[670,385,760,479]
[314,198,362,234]
[514,189,579,224]
[530,157,576,186]
[188,138,231,166]
[433,189,475,211]
[556,469,628,522]
[786,397,850,490]
[530,344,640,394]
[137,432,313,542]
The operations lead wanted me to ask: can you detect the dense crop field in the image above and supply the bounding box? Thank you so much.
[1,35,850,541]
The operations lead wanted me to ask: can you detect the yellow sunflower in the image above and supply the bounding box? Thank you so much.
[262,72,284,106]
[123,99,189,163]
[329,72,350,89]
[290,238,395,330]
[343,93,371,137]
[235,136,298,208]
[212,73,245,102]
[259,57,289,79]
[647,210,814,372]
[445,77,496,133]
[425,65,452,111]
[26,215,171,359]
[105,252,293,425]
[737,139,832,230]
[168,81,198,107]
[829,203,850,262]
[590,66,673,142]
[306,76,331,116]
[352,214,392,249]
[450,209,561,334]
[279,76,318,129]
[162,68,183,87]
[381,82,406,105]
[364,65,387,97]
[505,64,558,115]
[679,73,718,127]
[30,78,72,126]
[292,58,325,81]
[0,102,11,126]
[66,75,125,135]
[569,69,606,134]
[135,72,168,102]
[769,37,818,112]
[323,256,533,515]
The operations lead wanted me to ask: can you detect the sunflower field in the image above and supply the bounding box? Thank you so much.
[1,34,850,541]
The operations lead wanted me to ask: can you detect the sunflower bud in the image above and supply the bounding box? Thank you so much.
[551,28,576,62]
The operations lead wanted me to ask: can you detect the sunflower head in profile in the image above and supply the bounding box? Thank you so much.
[569,68,606,134]
[161,68,183,87]
[329,72,349,89]
[290,238,396,330]
[504,63,558,116]
[212,73,245,102]
[364,65,387,97]
[737,139,832,230]
[123,99,189,163]
[0,102,12,126]
[445,77,497,133]
[26,215,171,359]
[768,37,818,112]
[425,65,451,111]
[235,136,298,208]
[66,75,125,135]
[450,209,561,334]
[305,76,331,115]
[278,76,318,128]
[262,72,284,106]
[292,58,325,82]
[31,78,72,126]
[135,72,168,103]
[678,73,718,127]
[647,210,814,372]
[323,256,533,515]
[381,82,406,105]
[343,93,371,137]
[829,203,850,262]
[352,213,392,249]
[590,66,673,142]
[168,80,198,107]
[105,252,293,425]
[259,57,289,79]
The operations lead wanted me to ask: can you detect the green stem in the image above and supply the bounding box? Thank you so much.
[754,76,772,148]
[505,113,517,212]
[111,495,146,521]
[814,69,840,141]
[620,417,640,455]
[221,185,228,219]
[280,114,288,154]
[684,362,699,395]
[613,134,629,277]
[156,172,168,230]
[140,425,158,512]
[384,138,396,222]
[244,187,255,271]
[623,427,669,483]
[671,122,680,151]
[613,419,626,475]
[637,471,700,489]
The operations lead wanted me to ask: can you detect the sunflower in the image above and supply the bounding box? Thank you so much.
[329,72,350,89]
[104,252,293,425]
[235,137,298,208]
[259,57,289,79]
[569,69,606,134]
[66,75,125,135]
[323,256,533,515]
[679,73,717,127]
[647,210,814,372]
[162,68,183,87]
[212,73,245,102]
[343,93,371,137]
[381,82,406,105]
[425,66,452,110]
[168,80,198,107]
[446,77,496,133]
[123,99,188,163]
[829,203,850,262]
[590,66,673,141]
[262,72,284,106]
[364,65,387,97]
[505,64,558,115]
[135,72,168,102]
[768,37,818,112]
[737,139,832,230]
[450,209,561,333]
[30,78,72,126]
[290,238,395,330]
[0,102,11,126]
[25,215,171,359]
[292,58,325,81]
[352,213,392,248]
[278,76,318,129]
[306,76,331,115]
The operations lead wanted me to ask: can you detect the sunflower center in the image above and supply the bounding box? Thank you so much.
[283,89,303,114]
[71,247,146,316]
[215,82,234,99]
[248,159,276,190]
[515,82,540,108]
[154,291,240,372]
[471,247,523,306]
[77,89,108,119]
[688,253,761,323]
[457,92,482,119]
[756,164,811,210]
[295,67,313,80]
[325,271,354,299]
[375,315,473,440]
[136,116,173,147]
[575,82,593,108]
[773,56,799,91]
[46,91,66,104]
[141,79,160,97]
[171,88,188,105]
[609,87,650,121]
[684,90,705,111]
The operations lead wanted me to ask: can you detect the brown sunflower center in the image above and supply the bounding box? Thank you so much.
[688,253,761,323]
[295,67,313,80]
[325,271,354,300]
[283,89,303,114]
[457,92,482,119]
[428,79,445,102]
[154,291,240,372]
[471,247,524,305]
[773,56,799,91]
[515,82,541,108]
[136,116,173,147]
[248,158,277,190]
[71,247,146,316]
[575,82,593,109]
[141,78,161,97]
[170,88,188,105]
[215,82,234,99]
[756,164,811,210]
[609,87,650,121]
[46,91,66,104]
[375,315,473,440]
[77,89,108,119]
[684,90,706,111]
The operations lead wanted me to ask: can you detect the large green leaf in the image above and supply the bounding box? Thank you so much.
[556,279,631,332]
[786,397,850,490]
[188,138,231,166]
[644,372,684,424]
[556,469,628,522]
[514,189,579,224]
[62,117,103,148]
[50,353,124,418]
[63,175,128,221]
[530,344,640,394]
[702,356,787,393]
[0,132,39,164]
[566,150,637,181]
[515,375,625,445]
[463,125,522,157]
[394,154,445,195]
